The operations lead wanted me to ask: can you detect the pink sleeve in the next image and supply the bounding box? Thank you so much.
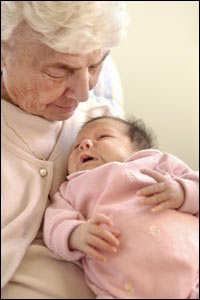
[176,171,199,217]
[156,154,199,216]
[43,181,85,261]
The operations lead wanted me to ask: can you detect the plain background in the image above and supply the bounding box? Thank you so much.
[111,1,199,170]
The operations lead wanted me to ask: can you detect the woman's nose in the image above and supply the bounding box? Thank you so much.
[79,139,94,150]
[66,69,90,103]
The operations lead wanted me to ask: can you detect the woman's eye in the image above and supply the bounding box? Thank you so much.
[43,72,63,79]
[89,65,100,73]
[43,68,73,79]
[44,72,66,79]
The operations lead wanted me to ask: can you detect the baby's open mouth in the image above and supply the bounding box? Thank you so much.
[80,154,98,164]
[83,157,93,163]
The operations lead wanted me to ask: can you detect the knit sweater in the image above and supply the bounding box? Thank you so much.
[1,89,123,294]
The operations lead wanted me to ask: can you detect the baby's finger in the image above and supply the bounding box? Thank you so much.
[151,200,173,213]
[140,169,167,183]
[86,234,117,254]
[110,230,121,238]
[89,225,120,247]
[140,192,168,206]
[137,182,165,197]
[90,213,113,226]
[84,245,107,262]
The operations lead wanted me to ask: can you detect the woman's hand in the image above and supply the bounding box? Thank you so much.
[136,169,185,213]
[69,213,120,262]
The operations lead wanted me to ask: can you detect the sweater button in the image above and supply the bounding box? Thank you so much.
[40,168,48,177]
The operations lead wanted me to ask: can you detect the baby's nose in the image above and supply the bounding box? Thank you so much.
[79,139,94,151]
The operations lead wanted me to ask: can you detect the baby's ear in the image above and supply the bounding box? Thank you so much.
[1,54,5,70]
[1,41,9,69]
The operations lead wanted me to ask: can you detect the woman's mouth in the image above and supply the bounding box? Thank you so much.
[55,104,78,112]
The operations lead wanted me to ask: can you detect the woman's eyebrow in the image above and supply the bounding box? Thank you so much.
[45,62,80,70]
[90,50,110,67]
[45,50,110,71]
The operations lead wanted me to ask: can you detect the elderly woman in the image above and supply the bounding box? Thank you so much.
[1,1,129,298]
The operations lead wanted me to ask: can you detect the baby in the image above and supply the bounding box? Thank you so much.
[44,116,199,299]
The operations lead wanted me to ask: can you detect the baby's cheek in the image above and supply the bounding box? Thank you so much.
[67,155,74,174]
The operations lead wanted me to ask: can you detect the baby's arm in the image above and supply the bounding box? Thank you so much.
[136,154,199,215]
[69,213,120,262]
[43,192,86,261]
[137,169,185,213]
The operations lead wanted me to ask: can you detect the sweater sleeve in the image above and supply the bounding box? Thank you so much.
[155,153,199,216]
[175,171,199,217]
[43,182,86,261]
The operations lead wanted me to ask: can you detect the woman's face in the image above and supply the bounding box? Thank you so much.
[1,31,109,121]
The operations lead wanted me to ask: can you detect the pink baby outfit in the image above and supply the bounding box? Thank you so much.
[44,150,199,299]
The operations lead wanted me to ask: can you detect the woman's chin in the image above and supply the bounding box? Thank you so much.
[42,109,76,121]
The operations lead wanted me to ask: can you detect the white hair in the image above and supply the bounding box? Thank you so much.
[1,1,130,54]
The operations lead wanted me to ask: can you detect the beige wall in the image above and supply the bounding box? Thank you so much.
[111,1,199,170]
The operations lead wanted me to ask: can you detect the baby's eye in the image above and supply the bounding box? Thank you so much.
[98,135,110,140]
[74,143,80,149]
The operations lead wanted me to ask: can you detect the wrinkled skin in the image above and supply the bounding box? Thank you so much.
[1,23,109,121]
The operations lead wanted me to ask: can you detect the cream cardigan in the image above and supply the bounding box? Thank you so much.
[1,92,123,297]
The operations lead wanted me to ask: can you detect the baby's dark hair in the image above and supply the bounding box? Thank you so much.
[83,116,158,150]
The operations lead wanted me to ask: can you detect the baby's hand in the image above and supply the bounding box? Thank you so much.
[69,213,120,262]
[136,169,185,213]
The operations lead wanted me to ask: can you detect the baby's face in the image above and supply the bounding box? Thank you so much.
[68,118,137,174]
